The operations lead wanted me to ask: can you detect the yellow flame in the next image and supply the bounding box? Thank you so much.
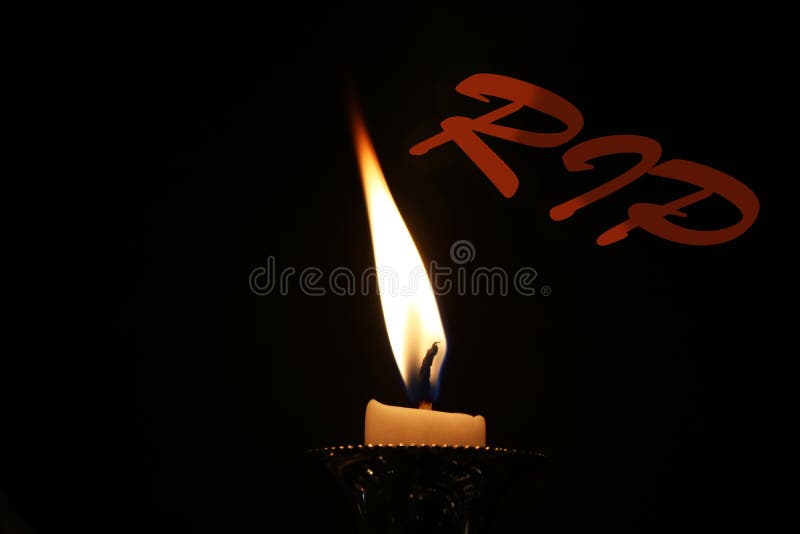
[351,105,447,396]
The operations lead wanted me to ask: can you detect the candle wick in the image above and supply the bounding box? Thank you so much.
[418,342,439,410]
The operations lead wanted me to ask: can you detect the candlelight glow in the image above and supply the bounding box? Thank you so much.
[351,105,447,404]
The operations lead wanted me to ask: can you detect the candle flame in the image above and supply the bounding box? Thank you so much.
[351,103,447,405]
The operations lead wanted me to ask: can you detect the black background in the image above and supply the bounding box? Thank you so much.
[4,3,789,533]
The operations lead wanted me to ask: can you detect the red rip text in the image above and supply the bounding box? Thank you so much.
[410,74,759,246]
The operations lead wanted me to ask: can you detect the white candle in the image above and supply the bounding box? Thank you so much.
[351,105,486,448]
[365,399,486,446]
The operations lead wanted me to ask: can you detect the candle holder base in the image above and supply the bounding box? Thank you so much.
[307,445,545,533]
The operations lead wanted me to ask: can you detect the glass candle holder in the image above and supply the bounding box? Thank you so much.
[307,444,545,533]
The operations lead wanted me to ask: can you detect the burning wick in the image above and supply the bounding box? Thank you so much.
[418,341,439,410]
